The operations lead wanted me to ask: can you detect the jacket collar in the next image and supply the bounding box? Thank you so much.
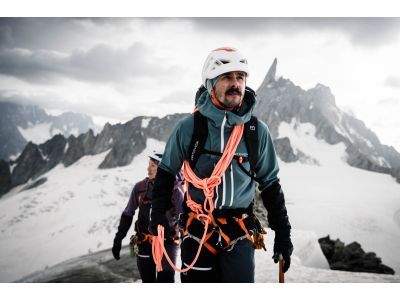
[197,87,256,127]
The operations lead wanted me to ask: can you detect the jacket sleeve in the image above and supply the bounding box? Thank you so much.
[253,120,280,192]
[255,120,292,235]
[158,117,192,175]
[114,182,140,241]
[261,180,291,235]
[122,183,140,217]
[150,117,191,235]
[150,168,176,235]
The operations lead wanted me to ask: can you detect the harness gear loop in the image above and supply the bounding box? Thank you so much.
[152,123,244,273]
[136,233,153,245]
[233,216,252,242]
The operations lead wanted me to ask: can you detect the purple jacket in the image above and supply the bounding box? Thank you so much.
[123,175,184,239]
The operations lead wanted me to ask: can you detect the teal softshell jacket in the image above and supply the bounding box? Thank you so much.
[159,89,280,210]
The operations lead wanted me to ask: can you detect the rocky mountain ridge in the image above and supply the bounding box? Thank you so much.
[0,101,97,161]
[255,58,400,181]
[1,59,400,197]
[0,113,187,196]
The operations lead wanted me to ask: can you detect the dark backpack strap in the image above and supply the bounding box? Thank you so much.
[188,111,208,169]
[243,116,261,183]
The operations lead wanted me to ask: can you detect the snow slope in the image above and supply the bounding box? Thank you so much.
[18,231,400,283]
[0,138,165,282]
[1,124,400,282]
[278,120,400,274]
[18,123,81,145]
[17,123,53,145]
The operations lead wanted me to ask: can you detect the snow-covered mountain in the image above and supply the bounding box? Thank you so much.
[255,58,400,183]
[0,101,99,161]
[1,137,399,282]
[0,113,186,197]
[1,59,400,282]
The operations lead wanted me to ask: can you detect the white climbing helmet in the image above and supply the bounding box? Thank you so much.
[149,150,163,163]
[201,47,250,86]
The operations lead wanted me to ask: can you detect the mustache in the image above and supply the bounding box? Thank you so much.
[225,88,242,96]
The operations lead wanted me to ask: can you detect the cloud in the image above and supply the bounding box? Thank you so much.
[0,88,135,122]
[157,90,194,105]
[0,89,63,109]
[0,18,108,51]
[3,18,400,51]
[377,97,400,105]
[383,75,400,88]
[190,18,400,47]
[0,43,180,85]
[0,24,13,48]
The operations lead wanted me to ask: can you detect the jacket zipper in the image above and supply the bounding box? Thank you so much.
[220,113,227,208]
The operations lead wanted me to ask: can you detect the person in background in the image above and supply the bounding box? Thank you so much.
[112,151,184,283]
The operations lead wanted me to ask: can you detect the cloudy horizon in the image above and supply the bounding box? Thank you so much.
[1,18,400,151]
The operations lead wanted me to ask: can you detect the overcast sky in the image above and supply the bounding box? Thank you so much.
[1,18,400,151]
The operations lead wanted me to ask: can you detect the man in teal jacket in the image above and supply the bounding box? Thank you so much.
[150,47,293,283]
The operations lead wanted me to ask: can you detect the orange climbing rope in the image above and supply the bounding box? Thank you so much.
[152,122,244,273]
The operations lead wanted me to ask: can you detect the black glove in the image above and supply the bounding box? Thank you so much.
[112,239,122,260]
[112,214,133,260]
[273,229,293,273]
[149,168,175,236]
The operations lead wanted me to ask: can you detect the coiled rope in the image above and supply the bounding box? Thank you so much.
[152,123,244,272]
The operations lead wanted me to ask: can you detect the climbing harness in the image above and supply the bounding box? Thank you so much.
[152,120,244,272]
[152,117,267,273]
[130,233,153,257]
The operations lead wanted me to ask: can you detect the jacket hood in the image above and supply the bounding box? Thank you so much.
[197,87,256,127]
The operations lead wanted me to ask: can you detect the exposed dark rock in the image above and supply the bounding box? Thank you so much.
[346,144,391,174]
[144,113,189,142]
[318,235,395,275]
[38,134,67,172]
[0,160,11,195]
[258,57,277,92]
[273,137,319,165]
[11,142,47,186]
[92,122,120,155]
[10,135,67,190]
[99,118,146,169]
[63,129,96,167]
[273,137,298,163]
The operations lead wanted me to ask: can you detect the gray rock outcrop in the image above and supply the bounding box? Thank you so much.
[318,235,395,275]
[0,113,186,197]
